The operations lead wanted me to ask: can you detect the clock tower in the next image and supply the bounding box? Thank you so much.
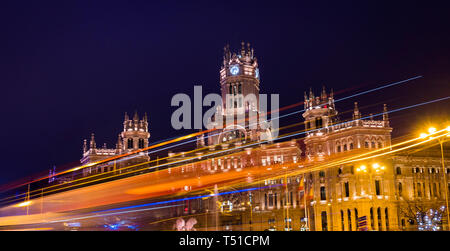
[220,42,260,115]
[200,42,270,146]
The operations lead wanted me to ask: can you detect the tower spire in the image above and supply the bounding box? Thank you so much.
[304,91,308,109]
[90,133,96,150]
[83,139,87,153]
[241,41,245,56]
[133,110,139,121]
[223,44,230,65]
[383,104,389,126]
[116,134,122,150]
[353,102,361,120]
[321,86,327,101]
[143,112,148,122]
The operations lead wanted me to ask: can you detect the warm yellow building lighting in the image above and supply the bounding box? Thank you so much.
[15,201,32,207]
[428,127,437,134]
[419,133,428,139]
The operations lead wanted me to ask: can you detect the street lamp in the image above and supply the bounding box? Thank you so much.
[420,126,450,230]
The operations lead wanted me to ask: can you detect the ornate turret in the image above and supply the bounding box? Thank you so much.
[201,43,268,146]
[121,111,150,150]
[302,87,338,136]
[304,87,336,111]
[220,42,260,115]
[81,112,151,166]
[116,134,123,151]
[383,104,389,126]
[83,139,87,153]
[353,102,361,120]
[90,133,96,150]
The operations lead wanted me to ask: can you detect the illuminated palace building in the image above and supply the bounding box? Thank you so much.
[79,111,150,176]
[75,43,449,231]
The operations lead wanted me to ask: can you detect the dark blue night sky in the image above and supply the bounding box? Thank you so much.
[0,1,449,185]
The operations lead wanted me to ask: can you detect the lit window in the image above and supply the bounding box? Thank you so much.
[320,186,326,200]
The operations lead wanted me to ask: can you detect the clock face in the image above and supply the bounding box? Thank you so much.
[230,65,239,75]
[255,68,260,79]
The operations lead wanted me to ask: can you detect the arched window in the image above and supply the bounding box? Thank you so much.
[349,142,354,150]
[341,210,345,231]
[377,207,382,231]
[337,145,341,152]
[371,141,376,148]
[316,117,323,129]
[321,211,328,231]
[343,144,347,151]
[398,182,403,196]
[378,142,383,148]
[370,207,374,230]
[364,141,369,148]
[354,208,358,230]
[127,138,133,149]
[138,138,144,149]
[385,208,389,230]
[347,209,352,231]
[396,167,402,175]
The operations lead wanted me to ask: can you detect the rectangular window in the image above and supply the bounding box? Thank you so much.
[385,208,389,231]
[320,186,326,201]
[377,208,382,231]
[321,211,328,231]
[375,180,381,196]
[268,193,274,207]
[348,209,352,231]
[344,182,350,197]
[370,208,374,230]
